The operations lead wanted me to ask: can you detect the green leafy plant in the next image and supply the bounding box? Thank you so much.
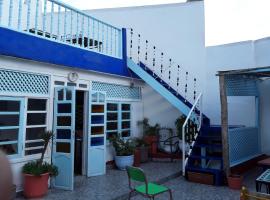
[22,131,58,177]
[134,137,149,148]
[175,116,186,137]
[22,161,58,177]
[175,116,197,143]
[137,118,160,136]
[110,135,135,156]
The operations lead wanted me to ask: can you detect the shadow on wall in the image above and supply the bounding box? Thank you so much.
[142,86,181,128]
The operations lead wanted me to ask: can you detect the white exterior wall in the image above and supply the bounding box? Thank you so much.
[205,38,270,155]
[254,37,270,155]
[205,41,256,126]
[84,1,205,129]
[0,55,144,190]
[85,2,270,155]
[2,0,270,190]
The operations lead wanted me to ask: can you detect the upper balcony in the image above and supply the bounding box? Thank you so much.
[0,0,130,77]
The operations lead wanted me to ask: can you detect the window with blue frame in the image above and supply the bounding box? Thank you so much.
[0,97,48,158]
[106,102,131,139]
[0,98,24,157]
[25,99,48,156]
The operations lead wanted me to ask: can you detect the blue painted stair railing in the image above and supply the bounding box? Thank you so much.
[126,29,223,186]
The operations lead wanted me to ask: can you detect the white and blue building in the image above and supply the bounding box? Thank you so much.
[1,0,270,192]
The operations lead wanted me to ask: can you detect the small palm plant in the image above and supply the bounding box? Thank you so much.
[22,130,58,198]
[23,131,58,177]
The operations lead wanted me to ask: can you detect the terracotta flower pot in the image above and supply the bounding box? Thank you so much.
[227,174,243,190]
[133,148,141,167]
[23,173,49,199]
[144,135,158,155]
[140,146,149,163]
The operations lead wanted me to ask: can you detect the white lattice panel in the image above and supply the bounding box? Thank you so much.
[92,81,141,100]
[0,69,49,95]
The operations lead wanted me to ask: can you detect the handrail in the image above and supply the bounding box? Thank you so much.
[126,28,200,105]
[49,0,121,31]
[0,0,123,58]
[182,92,202,176]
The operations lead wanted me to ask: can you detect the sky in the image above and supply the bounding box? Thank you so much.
[63,0,270,46]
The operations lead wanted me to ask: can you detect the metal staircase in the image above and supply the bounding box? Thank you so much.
[126,29,223,186]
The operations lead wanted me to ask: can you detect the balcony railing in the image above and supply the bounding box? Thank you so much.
[0,0,123,58]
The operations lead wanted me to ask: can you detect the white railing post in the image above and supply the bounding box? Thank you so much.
[42,0,47,34]
[0,0,3,25]
[1,0,122,58]
[110,27,113,56]
[8,0,13,27]
[97,22,100,51]
[106,25,109,55]
[114,28,117,57]
[50,2,54,37]
[57,5,60,40]
[76,12,78,45]
[35,0,39,34]
[26,0,31,31]
[17,0,22,30]
[87,17,90,48]
[101,23,104,53]
[118,29,122,58]
[182,92,202,176]
[92,20,95,49]
[70,10,73,44]
[81,15,84,47]
[182,122,186,176]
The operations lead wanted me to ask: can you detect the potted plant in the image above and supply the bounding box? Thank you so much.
[137,118,160,155]
[175,116,192,154]
[22,131,58,199]
[110,135,135,170]
[133,143,141,167]
[135,138,149,163]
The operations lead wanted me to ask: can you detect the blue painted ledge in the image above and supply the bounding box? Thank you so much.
[0,27,132,77]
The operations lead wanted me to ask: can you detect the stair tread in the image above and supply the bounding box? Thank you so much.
[186,166,223,173]
[193,144,222,149]
[198,134,221,138]
[188,155,223,161]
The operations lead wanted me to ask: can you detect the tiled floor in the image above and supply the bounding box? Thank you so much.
[17,161,264,200]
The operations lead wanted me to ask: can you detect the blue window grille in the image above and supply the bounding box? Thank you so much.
[92,81,141,100]
[106,102,131,139]
[0,97,25,159]
[0,69,49,95]
[228,127,260,166]
[225,75,258,96]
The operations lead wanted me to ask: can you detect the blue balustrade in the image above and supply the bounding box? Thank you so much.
[228,127,260,167]
[0,0,122,58]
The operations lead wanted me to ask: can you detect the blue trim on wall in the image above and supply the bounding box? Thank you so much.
[0,27,132,77]
[127,58,191,117]
[122,28,127,68]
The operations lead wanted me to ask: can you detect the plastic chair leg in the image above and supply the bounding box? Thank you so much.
[168,189,173,200]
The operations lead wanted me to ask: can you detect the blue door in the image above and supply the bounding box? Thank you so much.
[52,87,75,190]
[87,91,106,176]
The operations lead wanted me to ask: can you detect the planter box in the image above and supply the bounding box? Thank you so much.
[140,146,149,163]
[144,136,158,155]
[187,171,214,185]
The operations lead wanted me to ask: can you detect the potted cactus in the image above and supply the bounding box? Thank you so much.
[110,135,135,170]
[22,131,58,198]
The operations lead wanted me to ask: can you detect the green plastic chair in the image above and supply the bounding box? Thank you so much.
[126,166,173,200]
